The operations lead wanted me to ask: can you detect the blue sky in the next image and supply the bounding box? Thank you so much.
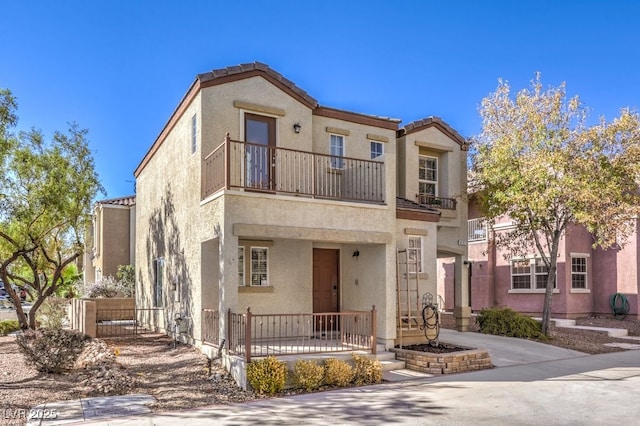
[2,0,639,199]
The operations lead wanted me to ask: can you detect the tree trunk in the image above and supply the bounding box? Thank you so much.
[541,238,561,336]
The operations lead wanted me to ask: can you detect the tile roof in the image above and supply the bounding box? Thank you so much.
[97,195,136,207]
[197,62,319,108]
[399,116,468,147]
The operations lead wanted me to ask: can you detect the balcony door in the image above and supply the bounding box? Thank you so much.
[244,113,276,190]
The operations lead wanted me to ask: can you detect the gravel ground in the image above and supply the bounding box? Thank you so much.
[0,315,639,425]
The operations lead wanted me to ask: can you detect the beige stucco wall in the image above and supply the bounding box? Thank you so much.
[136,73,475,348]
[397,127,468,258]
[200,76,314,157]
[136,90,203,339]
[395,219,439,303]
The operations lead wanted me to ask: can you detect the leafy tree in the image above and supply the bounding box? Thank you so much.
[0,89,104,329]
[472,74,640,335]
[116,264,135,297]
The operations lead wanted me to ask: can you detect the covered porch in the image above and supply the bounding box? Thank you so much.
[201,307,377,363]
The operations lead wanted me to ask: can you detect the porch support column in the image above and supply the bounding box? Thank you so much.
[219,226,239,345]
[453,254,471,331]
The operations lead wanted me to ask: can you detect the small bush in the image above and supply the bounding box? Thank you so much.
[246,356,288,395]
[292,359,325,392]
[16,328,90,373]
[324,358,354,387]
[351,354,382,386]
[36,298,69,329]
[84,276,120,298]
[0,320,20,336]
[476,307,545,339]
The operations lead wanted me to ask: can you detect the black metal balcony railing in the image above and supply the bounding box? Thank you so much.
[416,193,457,210]
[203,135,385,204]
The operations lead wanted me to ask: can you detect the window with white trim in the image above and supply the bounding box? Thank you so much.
[407,236,423,273]
[191,114,197,154]
[330,134,345,169]
[418,156,437,196]
[571,256,587,289]
[250,247,269,286]
[153,258,164,307]
[238,247,245,286]
[510,258,555,290]
[370,141,383,159]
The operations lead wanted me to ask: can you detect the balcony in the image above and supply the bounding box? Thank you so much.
[468,217,487,242]
[416,194,457,210]
[202,136,385,204]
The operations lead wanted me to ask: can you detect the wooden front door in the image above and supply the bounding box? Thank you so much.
[244,113,276,190]
[313,249,340,330]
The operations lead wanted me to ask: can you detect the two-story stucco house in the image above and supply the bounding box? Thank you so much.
[134,62,470,382]
[83,195,136,284]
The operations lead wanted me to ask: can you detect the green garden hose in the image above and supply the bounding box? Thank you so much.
[610,293,630,320]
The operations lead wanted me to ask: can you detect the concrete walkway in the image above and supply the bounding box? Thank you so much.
[31,322,639,425]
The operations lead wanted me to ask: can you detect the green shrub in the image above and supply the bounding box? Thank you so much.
[324,358,354,387]
[36,298,69,329]
[476,307,545,339]
[0,320,20,336]
[351,354,382,386]
[246,356,288,395]
[292,359,325,392]
[16,328,90,373]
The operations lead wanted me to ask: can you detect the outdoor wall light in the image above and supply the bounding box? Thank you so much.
[293,123,301,133]
[352,250,360,259]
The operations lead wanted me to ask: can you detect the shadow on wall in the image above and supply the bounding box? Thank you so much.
[144,183,194,334]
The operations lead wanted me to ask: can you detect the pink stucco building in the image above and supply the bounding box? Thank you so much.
[439,196,639,319]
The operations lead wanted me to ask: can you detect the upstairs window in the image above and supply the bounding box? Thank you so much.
[419,156,437,196]
[330,134,345,169]
[370,141,383,159]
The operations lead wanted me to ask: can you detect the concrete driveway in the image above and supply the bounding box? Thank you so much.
[68,345,640,426]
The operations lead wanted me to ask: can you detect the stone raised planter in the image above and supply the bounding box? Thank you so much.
[391,346,493,375]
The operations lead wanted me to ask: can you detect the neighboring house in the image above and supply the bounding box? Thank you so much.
[133,62,470,376]
[447,194,640,319]
[84,195,136,283]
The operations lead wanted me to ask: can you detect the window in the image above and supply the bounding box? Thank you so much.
[191,114,197,154]
[370,141,383,159]
[571,257,587,289]
[238,247,245,286]
[251,247,268,286]
[238,243,272,287]
[510,258,555,291]
[511,260,531,289]
[418,156,438,196]
[153,258,164,307]
[330,134,345,169]
[407,236,423,273]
